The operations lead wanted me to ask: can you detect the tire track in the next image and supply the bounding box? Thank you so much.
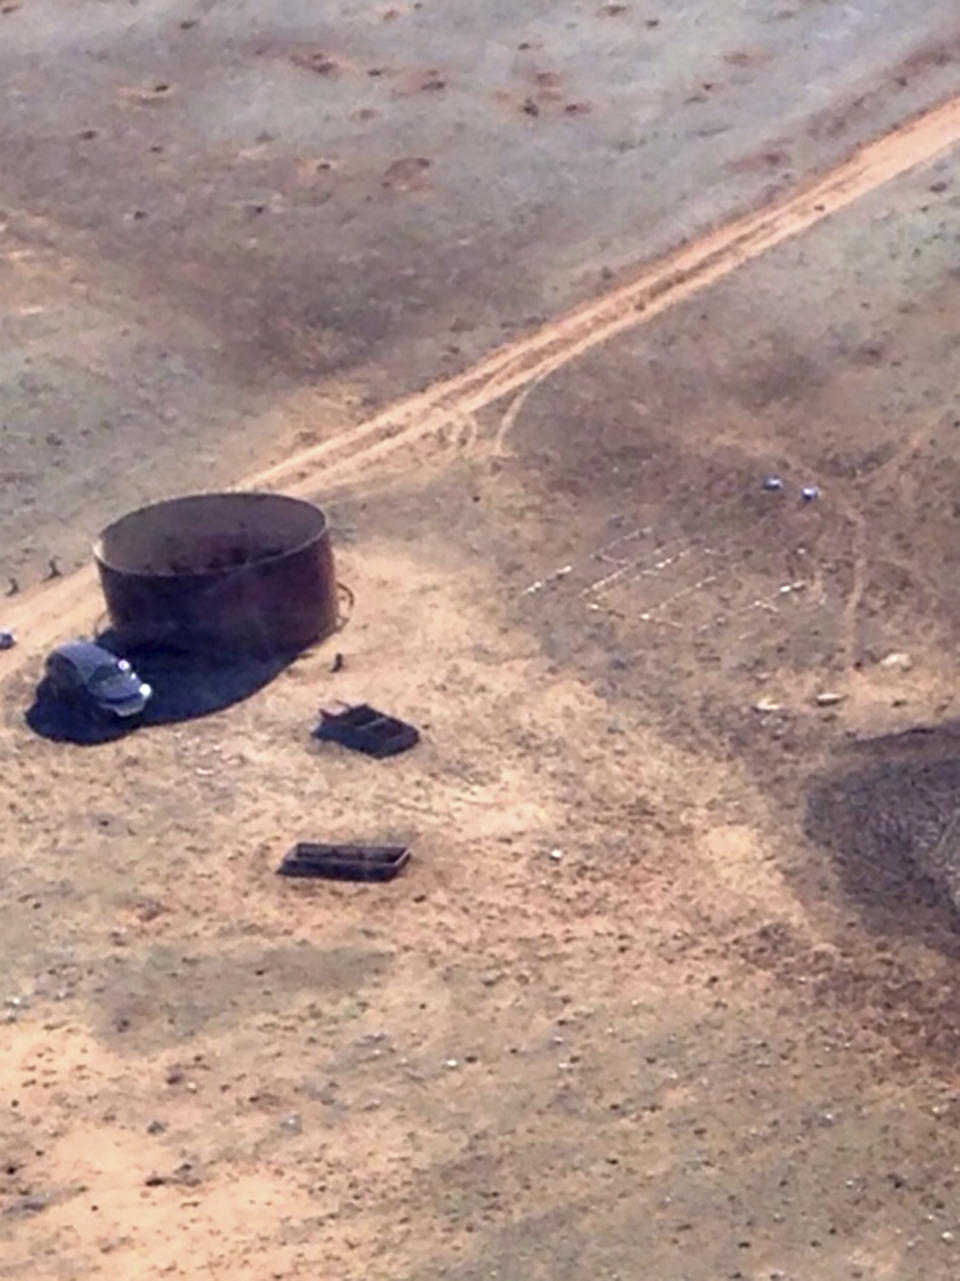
[4,93,960,681]
[249,93,960,495]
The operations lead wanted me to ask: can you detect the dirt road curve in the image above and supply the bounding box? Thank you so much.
[5,4,960,1280]
[6,92,960,681]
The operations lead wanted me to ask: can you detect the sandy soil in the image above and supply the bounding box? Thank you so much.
[6,6,960,1281]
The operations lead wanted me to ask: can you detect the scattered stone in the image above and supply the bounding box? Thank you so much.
[291,50,338,75]
[753,697,783,714]
[281,1113,302,1134]
[444,1058,459,1069]
[164,1065,184,1085]
[381,156,431,191]
[521,564,573,596]
[0,629,15,650]
[762,476,784,492]
[880,651,913,671]
[98,1235,131,1254]
[146,1120,166,1135]
[136,899,165,923]
[801,485,822,502]
[549,848,564,861]
[815,691,845,707]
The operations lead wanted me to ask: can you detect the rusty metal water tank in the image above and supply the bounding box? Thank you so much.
[95,493,338,658]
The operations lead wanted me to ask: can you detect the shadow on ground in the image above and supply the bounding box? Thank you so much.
[25,640,296,744]
[805,722,960,953]
[717,723,960,1070]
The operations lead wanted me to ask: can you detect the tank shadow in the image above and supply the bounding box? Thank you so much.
[25,634,297,745]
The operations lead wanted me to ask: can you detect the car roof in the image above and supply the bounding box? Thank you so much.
[49,639,120,674]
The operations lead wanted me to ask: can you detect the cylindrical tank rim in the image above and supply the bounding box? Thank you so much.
[93,491,329,580]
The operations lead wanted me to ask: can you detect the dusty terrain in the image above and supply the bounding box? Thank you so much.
[5,3,960,1280]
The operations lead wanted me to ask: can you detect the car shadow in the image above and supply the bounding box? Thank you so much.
[25,635,297,745]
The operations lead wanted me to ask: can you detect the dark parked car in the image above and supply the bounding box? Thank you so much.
[44,640,152,720]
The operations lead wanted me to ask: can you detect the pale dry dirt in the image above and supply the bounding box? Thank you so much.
[6,4,960,1281]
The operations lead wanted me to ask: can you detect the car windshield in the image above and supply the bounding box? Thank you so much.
[89,663,129,685]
